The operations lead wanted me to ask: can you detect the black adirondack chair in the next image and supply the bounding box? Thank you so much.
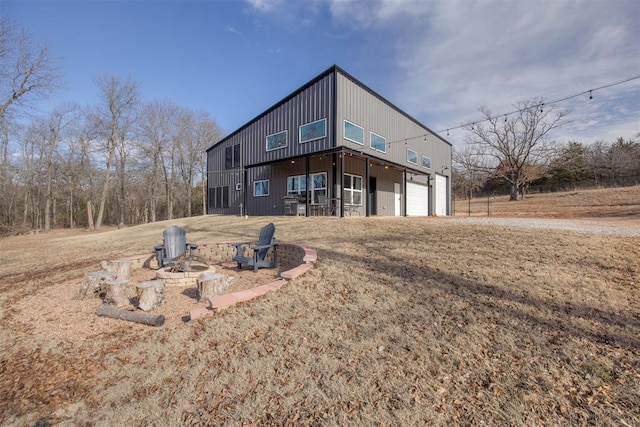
[232,223,278,273]
[154,225,198,268]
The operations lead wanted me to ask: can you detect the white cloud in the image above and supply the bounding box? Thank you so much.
[244,0,283,13]
[244,0,639,146]
[354,0,640,146]
[226,25,241,35]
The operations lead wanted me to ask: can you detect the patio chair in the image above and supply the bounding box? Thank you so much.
[154,225,198,268]
[232,223,278,273]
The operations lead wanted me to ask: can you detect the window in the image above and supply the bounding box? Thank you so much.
[225,144,240,169]
[266,130,287,151]
[407,149,418,165]
[343,173,362,205]
[287,175,306,197]
[287,172,327,203]
[370,132,386,153]
[344,120,364,145]
[253,180,269,197]
[422,155,431,169]
[299,119,327,143]
[208,186,229,209]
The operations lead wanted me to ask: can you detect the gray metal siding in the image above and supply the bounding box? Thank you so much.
[246,157,336,216]
[207,149,244,215]
[207,66,452,217]
[336,72,451,177]
[243,74,335,166]
[207,73,335,215]
[369,165,404,216]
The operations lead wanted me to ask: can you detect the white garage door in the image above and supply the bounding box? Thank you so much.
[435,174,448,216]
[406,182,429,216]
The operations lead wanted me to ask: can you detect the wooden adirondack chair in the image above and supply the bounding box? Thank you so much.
[154,225,198,268]
[232,223,278,273]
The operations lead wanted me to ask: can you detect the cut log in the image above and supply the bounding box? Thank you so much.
[136,280,166,311]
[196,273,234,302]
[105,279,130,307]
[76,271,115,300]
[95,304,164,327]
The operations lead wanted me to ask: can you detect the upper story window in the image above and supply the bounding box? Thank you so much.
[422,155,431,169]
[225,144,240,169]
[344,120,364,145]
[253,180,269,197]
[266,130,287,151]
[370,132,386,153]
[407,148,418,165]
[299,119,327,143]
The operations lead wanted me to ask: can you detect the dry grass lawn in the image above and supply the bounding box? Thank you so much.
[455,185,640,220]
[1,186,639,426]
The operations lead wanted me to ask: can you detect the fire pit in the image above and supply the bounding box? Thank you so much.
[156,264,216,287]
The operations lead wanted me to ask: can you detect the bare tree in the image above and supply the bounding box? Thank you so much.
[194,112,222,215]
[138,100,179,222]
[0,14,60,123]
[452,146,488,200]
[464,98,565,200]
[89,75,139,230]
[0,14,59,230]
[175,109,222,217]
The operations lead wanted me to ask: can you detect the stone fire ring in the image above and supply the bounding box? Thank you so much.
[119,241,318,322]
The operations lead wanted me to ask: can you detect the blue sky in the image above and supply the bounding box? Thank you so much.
[4,0,640,148]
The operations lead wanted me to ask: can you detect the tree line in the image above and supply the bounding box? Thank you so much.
[452,98,639,201]
[0,15,223,235]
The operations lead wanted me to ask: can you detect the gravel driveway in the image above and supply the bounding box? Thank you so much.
[448,217,640,237]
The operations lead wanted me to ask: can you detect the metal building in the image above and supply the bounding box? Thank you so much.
[206,65,452,217]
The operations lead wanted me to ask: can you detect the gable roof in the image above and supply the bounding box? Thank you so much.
[206,64,451,152]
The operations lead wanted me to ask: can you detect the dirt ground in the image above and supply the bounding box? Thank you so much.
[8,260,281,341]
[1,185,638,426]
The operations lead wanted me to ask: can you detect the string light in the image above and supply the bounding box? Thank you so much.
[381,74,639,146]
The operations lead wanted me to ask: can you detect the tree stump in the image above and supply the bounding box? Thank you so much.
[112,259,133,280]
[136,280,166,311]
[197,273,234,302]
[100,259,132,280]
[105,279,130,307]
[76,271,116,299]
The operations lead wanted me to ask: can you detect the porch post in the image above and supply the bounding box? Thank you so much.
[305,155,310,217]
[340,151,345,217]
[365,158,370,217]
